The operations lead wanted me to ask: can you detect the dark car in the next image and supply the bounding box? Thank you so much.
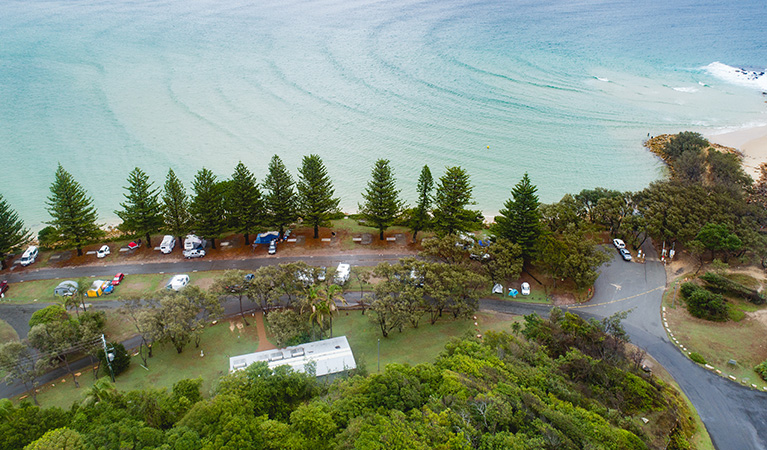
[0,281,8,296]
[619,248,632,261]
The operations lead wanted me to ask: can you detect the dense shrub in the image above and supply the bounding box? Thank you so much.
[679,282,729,321]
[755,361,767,381]
[689,353,707,365]
[700,272,766,305]
[97,342,131,376]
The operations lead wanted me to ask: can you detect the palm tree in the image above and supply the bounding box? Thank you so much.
[81,376,117,407]
[302,284,347,339]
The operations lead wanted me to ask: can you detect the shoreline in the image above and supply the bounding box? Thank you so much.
[704,125,767,180]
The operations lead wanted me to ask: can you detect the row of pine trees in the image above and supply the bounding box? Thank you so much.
[1,154,541,262]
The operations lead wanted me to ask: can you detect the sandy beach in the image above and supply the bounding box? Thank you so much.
[705,125,767,180]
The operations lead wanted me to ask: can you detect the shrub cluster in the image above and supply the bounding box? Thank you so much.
[755,361,767,381]
[689,352,707,365]
[700,272,766,305]
[679,282,729,321]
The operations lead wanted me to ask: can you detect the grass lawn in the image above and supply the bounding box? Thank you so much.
[663,274,767,389]
[0,318,18,343]
[486,289,550,304]
[333,310,519,372]
[1,272,224,304]
[24,317,261,409]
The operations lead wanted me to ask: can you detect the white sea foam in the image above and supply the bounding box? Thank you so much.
[672,86,699,93]
[698,81,707,87]
[705,121,767,136]
[704,62,767,91]
[594,76,610,82]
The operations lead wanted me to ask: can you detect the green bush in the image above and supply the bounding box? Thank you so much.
[689,353,707,365]
[755,361,767,381]
[700,272,766,305]
[680,283,729,321]
[97,342,131,377]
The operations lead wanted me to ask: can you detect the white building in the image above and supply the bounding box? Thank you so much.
[229,336,356,378]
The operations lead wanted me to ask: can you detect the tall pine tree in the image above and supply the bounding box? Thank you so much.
[226,162,264,245]
[409,165,433,242]
[263,155,298,235]
[432,166,480,236]
[297,154,340,239]
[45,164,102,256]
[0,194,31,269]
[162,168,191,246]
[359,159,404,240]
[116,168,163,247]
[494,173,542,261]
[189,168,225,249]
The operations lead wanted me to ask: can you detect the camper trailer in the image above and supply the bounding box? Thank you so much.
[334,263,351,285]
[184,234,203,251]
[160,235,176,254]
[19,246,38,266]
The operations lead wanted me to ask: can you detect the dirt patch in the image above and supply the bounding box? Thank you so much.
[194,277,215,291]
[748,309,767,328]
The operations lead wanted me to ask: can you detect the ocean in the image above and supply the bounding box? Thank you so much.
[1,0,766,230]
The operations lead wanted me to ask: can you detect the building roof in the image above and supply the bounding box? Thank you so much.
[229,336,356,377]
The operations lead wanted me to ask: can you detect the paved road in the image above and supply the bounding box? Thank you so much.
[1,254,410,283]
[3,248,767,449]
[570,240,767,450]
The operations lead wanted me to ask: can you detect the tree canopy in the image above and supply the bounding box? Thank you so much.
[0,193,30,267]
[494,173,542,261]
[226,162,265,245]
[45,164,102,257]
[189,168,226,249]
[116,167,163,247]
[359,159,404,240]
[162,168,191,244]
[263,155,298,235]
[431,166,481,236]
[297,154,340,239]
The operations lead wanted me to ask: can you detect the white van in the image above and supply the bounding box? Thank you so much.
[334,263,351,285]
[19,246,38,266]
[160,235,176,254]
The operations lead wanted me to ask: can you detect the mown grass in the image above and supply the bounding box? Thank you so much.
[663,275,767,389]
[333,310,519,372]
[1,272,224,304]
[23,317,261,409]
[0,318,19,343]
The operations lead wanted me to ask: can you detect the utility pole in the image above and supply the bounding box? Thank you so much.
[101,334,115,383]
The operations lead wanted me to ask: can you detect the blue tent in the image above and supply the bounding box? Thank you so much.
[255,231,279,244]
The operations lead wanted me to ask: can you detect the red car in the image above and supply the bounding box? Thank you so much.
[0,281,8,296]
[112,273,125,286]
[127,241,141,250]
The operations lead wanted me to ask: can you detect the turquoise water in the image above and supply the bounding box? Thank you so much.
[1,0,766,229]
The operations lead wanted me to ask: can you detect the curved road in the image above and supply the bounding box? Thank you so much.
[2,248,766,449]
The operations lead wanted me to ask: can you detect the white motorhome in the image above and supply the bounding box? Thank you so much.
[160,235,176,254]
[184,234,203,250]
[334,263,351,285]
[19,246,38,266]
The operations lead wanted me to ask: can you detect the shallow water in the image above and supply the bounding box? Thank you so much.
[1,0,765,229]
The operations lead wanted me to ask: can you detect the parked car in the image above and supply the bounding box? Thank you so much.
[112,272,125,285]
[335,263,351,285]
[317,267,327,282]
[54,280,78,297]
[127,240,141,250]
[613,239,626,249]
[166,274,190,291]
[619,248,632,261]
[268,240,277,255]
[19,246,38,266]
[0,281,8,297]
[97,245,110,258]
[521,282,531,296]
[183,248,206,259]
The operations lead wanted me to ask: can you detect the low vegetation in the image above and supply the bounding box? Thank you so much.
[1,312,696,450]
